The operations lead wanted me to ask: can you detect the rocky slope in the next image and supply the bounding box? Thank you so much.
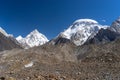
[0,37,120,80]
[85,18,120,44]
[0,27,22,51]
[85,28,120,44]
[0,27,13,37]
[109,17,120,33]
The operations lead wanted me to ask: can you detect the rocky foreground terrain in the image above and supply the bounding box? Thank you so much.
[0,38,120,80]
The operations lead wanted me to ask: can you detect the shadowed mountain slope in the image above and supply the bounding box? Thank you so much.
[0,32,22,51]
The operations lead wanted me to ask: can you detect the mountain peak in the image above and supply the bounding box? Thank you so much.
[16,29,48,48]
[16,35,23,41]
[73,19,98,24]
[27,29,40,36]
[110,17,120,33]
[0,27,9,36]
[0,27,13,37]
[26,29,47,39]
[31,29,39,33]
[115,17,120,23]
[57,18,108,46]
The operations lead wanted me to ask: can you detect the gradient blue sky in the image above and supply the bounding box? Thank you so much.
[0,0,120,39]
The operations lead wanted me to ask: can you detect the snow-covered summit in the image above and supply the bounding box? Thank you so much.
[58,19,108,46]
[73,19,98,24]
[16,29,49,48]
[16,35,23,41]
[26,29,39,38]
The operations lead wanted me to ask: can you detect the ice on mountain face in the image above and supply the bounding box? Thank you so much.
[16,35,23,41]
[25,29,48,47]
[16,29,49,48]
[59,19,108,46]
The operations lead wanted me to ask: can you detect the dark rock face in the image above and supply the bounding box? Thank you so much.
[0,32,22,51]
[85,29,120,44]
[53,37,71,45]
[84,18,120,45]
[48,36,74,46]
[110,17,120,33]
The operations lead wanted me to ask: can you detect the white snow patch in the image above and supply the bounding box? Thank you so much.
[24,62,34,68]
[16,35,23,41]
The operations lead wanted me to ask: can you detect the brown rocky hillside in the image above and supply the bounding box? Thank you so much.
[0,39,120,80]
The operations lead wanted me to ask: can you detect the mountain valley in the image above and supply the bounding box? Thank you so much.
[0,18,120,80]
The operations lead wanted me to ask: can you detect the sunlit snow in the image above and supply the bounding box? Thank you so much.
[24,62,34,68]
[60,19,109,46]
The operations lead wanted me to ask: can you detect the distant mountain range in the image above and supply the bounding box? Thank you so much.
[0,17,120,50]
[51,18,120,46]
[1,17,120,79]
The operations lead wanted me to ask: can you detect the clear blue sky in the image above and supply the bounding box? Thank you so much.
[0,0,120,39]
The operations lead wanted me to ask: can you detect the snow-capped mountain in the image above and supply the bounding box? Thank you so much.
[16,29,49,48]
[0,27,13,37]
[57,19,108,46]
